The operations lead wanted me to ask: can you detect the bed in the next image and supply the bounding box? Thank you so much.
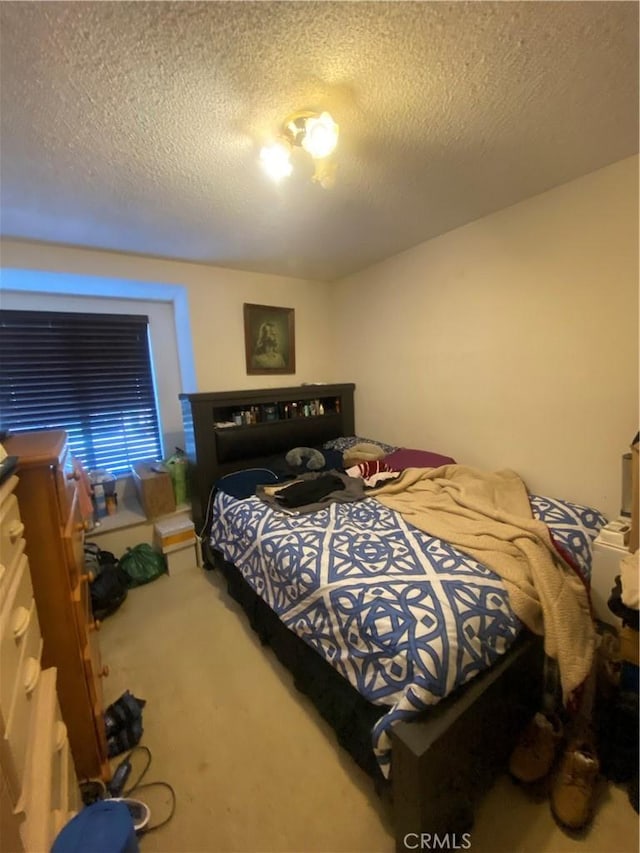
[180,384,606,851]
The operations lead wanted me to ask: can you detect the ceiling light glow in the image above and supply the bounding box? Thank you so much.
[260,110,339,185]
[300,112,339,159]
[260,140,293,182]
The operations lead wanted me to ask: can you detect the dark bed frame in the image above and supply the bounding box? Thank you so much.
[180,384,544,851]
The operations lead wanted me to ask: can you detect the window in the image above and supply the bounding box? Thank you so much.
[0,310,162,475]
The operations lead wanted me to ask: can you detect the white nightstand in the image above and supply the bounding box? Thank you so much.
[591,534,629,627]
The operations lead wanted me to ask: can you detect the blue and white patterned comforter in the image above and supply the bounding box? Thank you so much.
[209,489,605,776]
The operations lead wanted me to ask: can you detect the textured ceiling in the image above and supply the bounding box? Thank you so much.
[0,1,638,282]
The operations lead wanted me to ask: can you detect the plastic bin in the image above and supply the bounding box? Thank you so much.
[154,515,195,550]
[154,515,199,575]
[89,470,117,519]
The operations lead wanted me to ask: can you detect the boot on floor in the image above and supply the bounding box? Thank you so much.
[509,711,564,783]
[550,739,600,830]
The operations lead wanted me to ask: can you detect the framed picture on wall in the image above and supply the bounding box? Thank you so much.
[244,303,295,375]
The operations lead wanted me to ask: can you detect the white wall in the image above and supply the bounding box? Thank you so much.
[330,156,639,518]
[0,242,336,392]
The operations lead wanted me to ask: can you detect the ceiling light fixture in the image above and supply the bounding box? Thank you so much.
[260,110,339,185]
[259,139,293,182]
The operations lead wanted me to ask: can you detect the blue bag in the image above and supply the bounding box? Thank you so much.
[52,800,138,853]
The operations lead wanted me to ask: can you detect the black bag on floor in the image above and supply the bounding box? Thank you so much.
[85,544,129,621]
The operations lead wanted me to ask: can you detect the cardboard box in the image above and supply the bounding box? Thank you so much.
[154,515,195,550]
[630,435,639,553]
[131,460,176,519]
[163,540,199,575]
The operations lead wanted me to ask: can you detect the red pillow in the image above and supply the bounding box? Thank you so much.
[383,448,455,471]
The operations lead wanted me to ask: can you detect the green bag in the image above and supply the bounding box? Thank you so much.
[165,447,189,506]
[120,544,167,588]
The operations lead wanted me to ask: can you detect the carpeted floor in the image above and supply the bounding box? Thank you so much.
[100,563,639,853]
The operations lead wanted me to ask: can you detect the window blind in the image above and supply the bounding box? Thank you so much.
[0,310,162,475]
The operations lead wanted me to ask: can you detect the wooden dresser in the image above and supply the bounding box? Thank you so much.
[3,430,110,784]
[0,467,81,849]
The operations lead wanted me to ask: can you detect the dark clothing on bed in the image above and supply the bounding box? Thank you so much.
[275,474,345,507]
[257,471,364,514]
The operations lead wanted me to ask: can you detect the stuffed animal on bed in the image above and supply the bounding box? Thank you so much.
[285,447,326,471]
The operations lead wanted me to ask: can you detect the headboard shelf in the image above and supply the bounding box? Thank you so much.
[180,383,355,528]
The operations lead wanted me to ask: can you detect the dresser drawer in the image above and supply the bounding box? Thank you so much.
[3,603,42,792]
[71,573,92,637]
[0,770,24,853]
[18,666,57,853]
[67,745,81,813]
[54,445,77,523]
[63,489,86,590]
[0,553,36,716]
[0,540,25,608]
[52,809,75,846]
[0,476,23,602]
[84,629,106,715]
[50,720,70,815]
[0,491,26,589]
[50,716,80,824]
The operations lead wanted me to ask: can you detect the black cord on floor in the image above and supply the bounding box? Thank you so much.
[119,745,177,834]
[198,483,218,542]
[130,782,177,832]
[122,745,152,794]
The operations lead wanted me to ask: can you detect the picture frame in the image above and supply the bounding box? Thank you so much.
[244,303,295,375]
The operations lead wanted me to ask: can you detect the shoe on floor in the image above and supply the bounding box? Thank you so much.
[509,711,564,783]
[550,740,600,830]
[107,717,144,759]
[104,690,146,739]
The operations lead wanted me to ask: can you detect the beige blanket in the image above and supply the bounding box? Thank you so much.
[373,465,595,701]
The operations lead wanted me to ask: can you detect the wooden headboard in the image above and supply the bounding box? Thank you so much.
[179,383,355,529]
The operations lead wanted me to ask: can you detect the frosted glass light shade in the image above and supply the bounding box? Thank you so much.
[260,140,293,181]
[301,112,339,159]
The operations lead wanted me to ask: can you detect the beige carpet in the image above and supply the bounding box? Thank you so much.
[100,563,639,853]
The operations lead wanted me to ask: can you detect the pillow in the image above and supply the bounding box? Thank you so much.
[383,448,456,471]
[343,442,387,467]
[323,435,398,454]
[216,468,279,500]
[529,494,607,582]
